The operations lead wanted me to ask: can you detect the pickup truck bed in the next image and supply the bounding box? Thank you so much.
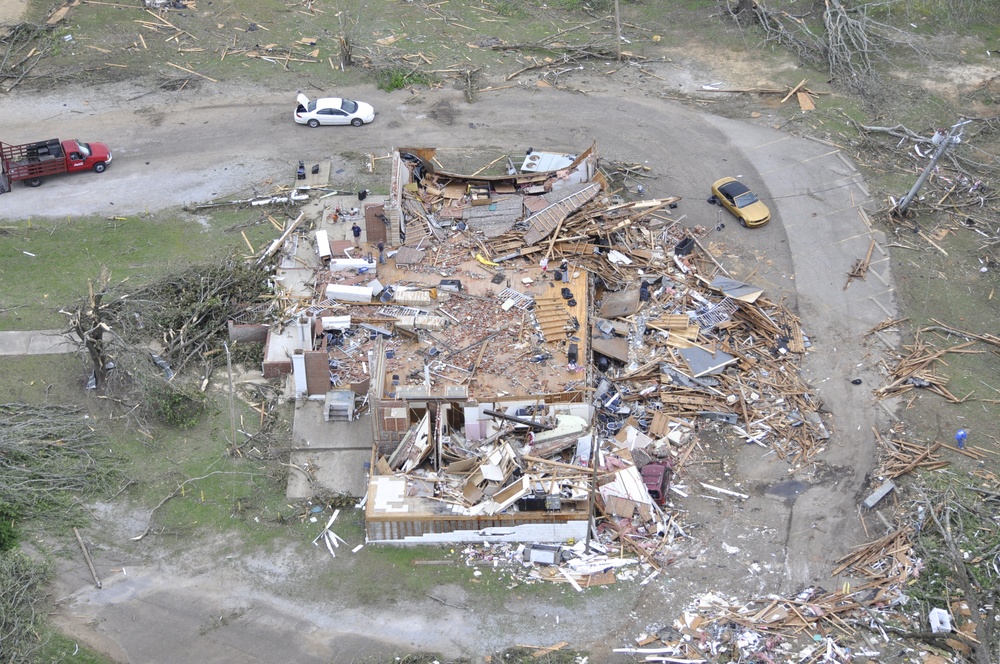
[2,139,68,182]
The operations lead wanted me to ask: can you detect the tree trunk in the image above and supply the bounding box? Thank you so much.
[67,270,113,389]
[339,35,352,70]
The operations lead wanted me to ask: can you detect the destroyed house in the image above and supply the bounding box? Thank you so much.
[364,145,604,543]
[266,142,823,548]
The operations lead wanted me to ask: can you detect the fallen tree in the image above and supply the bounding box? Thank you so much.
[0,551,50,663]
[62,254,274,431]
[721,0,927,104]
[0,403,122,520]
[0,23,53,92]
[916,487,999,664]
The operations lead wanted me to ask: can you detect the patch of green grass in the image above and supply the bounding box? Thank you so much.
[495,646,589,663]
[883,218,1000,482]
[150,460,277,534]
[666,0,715,10]
[865,0,1000,34]
[967,20,1000,43]
[326,545,473,604]
[36,631,116,664]
[549,0,612,11]
[0,211,278,331]
[796,102,867,148]
[320,542,606,610]
[107,392,298,546]
[0,504,19,552]
[0,354,88,404]
[33,0,677,96]
[488,0,527,19]
[875,79,954,130]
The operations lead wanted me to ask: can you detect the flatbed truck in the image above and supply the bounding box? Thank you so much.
[1,138,112,191]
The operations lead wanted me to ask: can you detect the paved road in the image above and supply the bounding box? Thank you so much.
[704,115,899,590]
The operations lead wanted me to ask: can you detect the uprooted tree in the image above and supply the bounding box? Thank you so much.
[721,0,926,103]
[63,254,274,431]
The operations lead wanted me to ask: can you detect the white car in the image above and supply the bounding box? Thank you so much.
[294,93,375,127]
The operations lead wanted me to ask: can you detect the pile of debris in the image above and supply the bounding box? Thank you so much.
[453,540,648,590]
[617,561,910,661]
[617,590,868,663]
[875,319,1000,407]
[256,144,834,545]
[873,426,949,480]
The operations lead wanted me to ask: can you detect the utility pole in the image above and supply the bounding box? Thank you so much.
[896,119,970,216]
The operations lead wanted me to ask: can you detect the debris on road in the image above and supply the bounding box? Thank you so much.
[844,237,875,289]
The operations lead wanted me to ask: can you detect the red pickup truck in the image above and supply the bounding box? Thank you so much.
[1,138,112,190]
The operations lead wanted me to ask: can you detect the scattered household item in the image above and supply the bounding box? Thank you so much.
[928,608,951,633]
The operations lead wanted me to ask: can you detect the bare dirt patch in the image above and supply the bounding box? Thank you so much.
[0,0,28,25]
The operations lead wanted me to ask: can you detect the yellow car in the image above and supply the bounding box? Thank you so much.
[711,177,771,228]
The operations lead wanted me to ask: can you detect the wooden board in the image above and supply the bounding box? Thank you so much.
[442,182,466,199]
[46,0,79,25]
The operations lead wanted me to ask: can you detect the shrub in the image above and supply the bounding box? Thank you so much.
[148,385,209,428]
[374,66,433,91]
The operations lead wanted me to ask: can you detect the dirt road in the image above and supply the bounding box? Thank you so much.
[3,67,896,660]
[0,0,27,25]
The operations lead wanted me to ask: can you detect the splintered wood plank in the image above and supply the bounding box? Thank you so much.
[781,78,807,103]
[786,317,806,353]
[46,0,79,25]
[648,411,672,437]
[539,568,616,586]
[797,91,815,111]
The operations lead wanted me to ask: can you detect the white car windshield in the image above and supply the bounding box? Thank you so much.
[341,99,358,113]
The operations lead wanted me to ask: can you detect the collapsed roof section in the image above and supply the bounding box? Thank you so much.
[383,144,603,247]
